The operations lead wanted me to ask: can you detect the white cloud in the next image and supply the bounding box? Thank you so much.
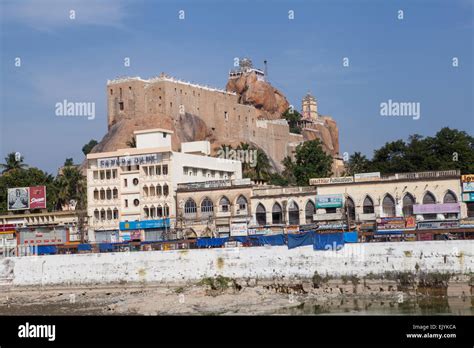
[3,0,129,31]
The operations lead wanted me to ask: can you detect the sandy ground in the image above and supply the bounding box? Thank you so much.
[0,279,472,315]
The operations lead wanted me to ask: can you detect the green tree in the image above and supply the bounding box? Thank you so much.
[344,152,371,176]
[282,108,303,134]
[64,158,74,167]
[0,167,58,213]
[82,139,98,156]
[0,152,27,173]
[55,166,86,211]
[286,139,333,186]
[126,136,136,148]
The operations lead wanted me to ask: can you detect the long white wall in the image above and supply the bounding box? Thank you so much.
[1,241,472,286]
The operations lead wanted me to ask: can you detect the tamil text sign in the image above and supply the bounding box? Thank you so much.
[417,220,460,230]
[309,176,354,185]
[119,218,170,230]
[413,203,460,214]
[230,222,248,236]
[316,194,343,208]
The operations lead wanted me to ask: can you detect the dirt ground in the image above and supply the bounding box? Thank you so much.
[0,278,472,315]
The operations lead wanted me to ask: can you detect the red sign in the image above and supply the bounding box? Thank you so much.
[29,186,46,209]
[0,224,16,233]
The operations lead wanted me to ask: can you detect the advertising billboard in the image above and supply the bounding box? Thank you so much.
[29,186,47,209]
[18,227,68,245]
[461,174,474,183]
[377,217,406,230]
[413,203,460,214]
[7,187,29,210]
[462,182,474,192]
[7,186,47,211]
[316,194,344,208]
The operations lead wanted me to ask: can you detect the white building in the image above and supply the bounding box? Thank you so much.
[86,128,242,242]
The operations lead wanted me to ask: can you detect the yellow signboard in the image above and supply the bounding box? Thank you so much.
[461,174,474,183]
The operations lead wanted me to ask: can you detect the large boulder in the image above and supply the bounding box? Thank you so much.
[226,72,289,118]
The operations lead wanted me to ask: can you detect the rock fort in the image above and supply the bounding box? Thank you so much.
[92,59,343,174]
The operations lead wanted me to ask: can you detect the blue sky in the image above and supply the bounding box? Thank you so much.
[1,0,473,173]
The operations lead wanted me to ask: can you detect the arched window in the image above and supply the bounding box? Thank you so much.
[219,196,230,212]
[382,194,396,217]
[112,188,118,199]
[201,198,214,216]
[113,208,119,220]
[157,205,163,217]
[93,189,99,200]
[144,206,149,218]
[106,188,112,200]
[346,197,356,221]
[402,193,415,216]
[156,184,162,196]
[443,191,457,203]
[423,192,436,204]
[150,205,156,218]
[184,199,197,215]
[236,195,248,213]
[163,184,169,196]
[94,209,99,220]
[272,203,283,225]
[106,208,112,220]
[288,201,300,225]
[363,196,374,214]
[305,200,315,224]
[100,209,106,221]
[164,204,169,217]
[443,190,458,219]
[256,203,266,226]
[100,189,105,200]
[150,184,156,196]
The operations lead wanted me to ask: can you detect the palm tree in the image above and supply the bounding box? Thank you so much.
[0,152,27,173]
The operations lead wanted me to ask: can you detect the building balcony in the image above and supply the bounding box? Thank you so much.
[215,210,231,218]
[313,213,345,221]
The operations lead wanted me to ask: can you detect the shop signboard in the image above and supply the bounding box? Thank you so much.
[462,182,474,192]
[230,222,248,236]
[309,176,354,185]
[285,225,300,234]
[316,194,344,208]
[413,203,460,214]
[120,218,170,230]
[248,227,271,235]
[461,174,474,183]
[216,226,230,233]
[462,192,474,202]
[417,220,460,230]
[354,172,381,182]
[120,231,131,242]
[0,224,16,233]
[377,217,406,230]
[98,154,161,168]
[18,227,68,245]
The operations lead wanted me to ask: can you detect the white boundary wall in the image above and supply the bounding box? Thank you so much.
[1,241,472,286]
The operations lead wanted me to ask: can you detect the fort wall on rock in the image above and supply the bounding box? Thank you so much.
[104,74,341,173]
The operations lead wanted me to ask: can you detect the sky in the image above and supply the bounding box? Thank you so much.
[1,0,473,174]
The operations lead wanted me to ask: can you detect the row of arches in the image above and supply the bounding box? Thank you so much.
[143,184,169,197]
[93,188,118,201]
[255,200,316,226]
[144,204,170,218]
[184,195,249,217]
[93,208,119,221]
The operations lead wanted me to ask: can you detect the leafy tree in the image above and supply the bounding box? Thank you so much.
[0,152,27,173]
[285,139,333,186]
[282,108,303,134]
[64,158,74,166]
[0,167,57,213]
[126,136,136,148]
[55,166,86,211]
[344,152,371,176]
[82,139,98,156]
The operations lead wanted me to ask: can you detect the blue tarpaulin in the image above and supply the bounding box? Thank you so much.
[252,234,286,246]
[288,232,314,249]
[77,244,92,251]
[99,243,114,252]
[37,245,57,255]
[196,237,228,248]
[313,233,345,251]
[343,231,358,243]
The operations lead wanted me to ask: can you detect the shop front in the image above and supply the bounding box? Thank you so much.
[119,218,171,242]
